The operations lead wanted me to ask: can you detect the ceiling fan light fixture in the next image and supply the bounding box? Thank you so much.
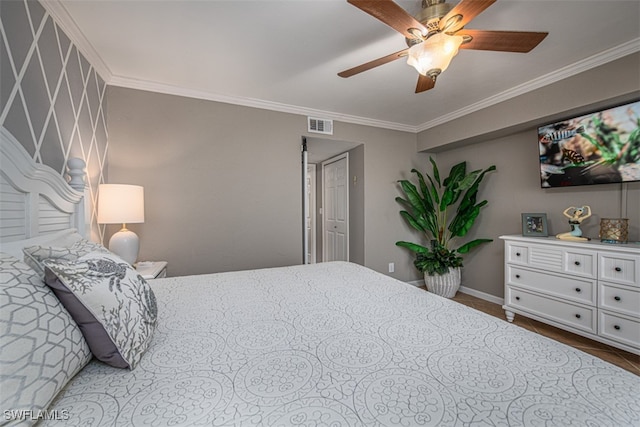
[406,32,463,76]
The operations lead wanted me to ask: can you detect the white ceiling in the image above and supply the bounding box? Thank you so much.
[48,0,640,132]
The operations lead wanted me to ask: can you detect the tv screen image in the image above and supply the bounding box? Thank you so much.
[538,100,640,188]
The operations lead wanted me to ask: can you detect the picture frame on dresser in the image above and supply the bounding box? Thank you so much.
[521,213,548,237]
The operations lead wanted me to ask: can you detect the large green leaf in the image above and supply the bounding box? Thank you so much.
[425,174,440,205]
[456,165,495,216]
[451,166,489,236]
[458,170,481,191]
[395,196,411,209]
[396,241,430,254]
[399,210,426,233]
[411,168,436,212]
[411,168,428,199]
[452,205,480,237]
[396,192,437,238]
[399,180,427,216]
[456,238,493,254]
[450,200,489,237]
[440,162,471,211]
[448,171,477,208]
[442,162,466,188]
[429,157,441,187]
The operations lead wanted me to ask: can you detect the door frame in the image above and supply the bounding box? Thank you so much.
[306,163,317,264]
[321,152,349,262]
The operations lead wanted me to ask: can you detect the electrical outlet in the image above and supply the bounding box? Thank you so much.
[388,262,395,273]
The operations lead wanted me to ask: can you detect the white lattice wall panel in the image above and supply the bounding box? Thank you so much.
[0,0,107,242]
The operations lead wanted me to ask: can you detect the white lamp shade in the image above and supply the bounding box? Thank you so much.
[407,32,463,76]
[97,184,145,224]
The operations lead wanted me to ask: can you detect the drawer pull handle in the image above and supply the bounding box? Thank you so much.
[575,314,581,319]
[515,296,520,301]
[516,252,521,257]
[614,296,621,301]
[614,325,621,330]
[515,274,521,279]
[614,267,622,272]
[575,288,582,293]
[574,261,580,266]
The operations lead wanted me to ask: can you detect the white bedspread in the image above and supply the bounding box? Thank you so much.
[45,262,639,426]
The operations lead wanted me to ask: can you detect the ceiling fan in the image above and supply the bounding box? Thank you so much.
[338,0,548,93]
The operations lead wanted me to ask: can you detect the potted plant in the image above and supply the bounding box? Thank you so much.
[396,157,496,297]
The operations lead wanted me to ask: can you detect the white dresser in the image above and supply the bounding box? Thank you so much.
[500,235,640,355]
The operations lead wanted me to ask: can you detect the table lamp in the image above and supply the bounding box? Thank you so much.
[97,184,145,265]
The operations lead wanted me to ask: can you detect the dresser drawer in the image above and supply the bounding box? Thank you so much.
[507,266,596,305]
[599,253,639,287]
[599,282,640,318]
[506,287,596,333]
[506,243,529,265]
[598,311,640,349]
[563,250,596,278]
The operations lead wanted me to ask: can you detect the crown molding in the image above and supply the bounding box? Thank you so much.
[416,38,640,132]
[109,38,640,135]
[40,1,112,82]
[108,75,418,133]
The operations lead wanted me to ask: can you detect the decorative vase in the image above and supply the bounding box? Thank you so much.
[599,218,629,244]
[424,267,461,298]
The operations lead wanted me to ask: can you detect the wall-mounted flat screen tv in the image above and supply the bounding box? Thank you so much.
[538,100,640,188]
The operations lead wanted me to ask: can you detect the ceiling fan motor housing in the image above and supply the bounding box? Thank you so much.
[405,0,454,47]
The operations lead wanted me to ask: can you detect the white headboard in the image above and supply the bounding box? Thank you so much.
[0,126,87,253]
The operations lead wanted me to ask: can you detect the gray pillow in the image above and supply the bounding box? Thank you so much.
[0,252,92,426]
[23,239,109,279]
[43,252,157,369]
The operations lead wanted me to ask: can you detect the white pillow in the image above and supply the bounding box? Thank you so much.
[0,252,92,426]
[0,228,83,260]
[23,239,109,279]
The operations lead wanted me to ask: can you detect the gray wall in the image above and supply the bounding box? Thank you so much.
[106,87,424,280]
[349,144,365,266]
[420,53,640,298]
[0,0,108,241]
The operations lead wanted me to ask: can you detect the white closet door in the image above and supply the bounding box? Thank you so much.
[323,153,348,262]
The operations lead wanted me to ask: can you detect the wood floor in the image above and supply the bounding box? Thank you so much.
[450,292,640,375]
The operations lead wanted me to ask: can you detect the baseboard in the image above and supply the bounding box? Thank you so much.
[406,279,504,306]
[458,285,504,306]
[406,279,423,287]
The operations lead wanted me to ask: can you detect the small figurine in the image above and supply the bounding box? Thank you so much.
[556,206,592,241]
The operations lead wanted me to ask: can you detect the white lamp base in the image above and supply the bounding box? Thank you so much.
[108,228,139,265]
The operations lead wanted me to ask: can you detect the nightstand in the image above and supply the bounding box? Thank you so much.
[136,261,168,279]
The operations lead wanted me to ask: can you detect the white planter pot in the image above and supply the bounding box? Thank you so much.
[424,267,461,298]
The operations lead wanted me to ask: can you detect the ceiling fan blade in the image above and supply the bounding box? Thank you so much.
[338,48,408,78]
[348,0,428,39]
[439,0,496,33]
[458,29,548,52]
[415,74,435,93]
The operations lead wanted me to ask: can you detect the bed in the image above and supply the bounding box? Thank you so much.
[1,126,639,427]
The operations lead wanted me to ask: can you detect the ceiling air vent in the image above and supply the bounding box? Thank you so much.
[308,117,333,135]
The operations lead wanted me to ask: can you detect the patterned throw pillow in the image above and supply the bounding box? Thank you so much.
[23,239,110,279]
[43,252,157,369]
[0,252,92,426]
